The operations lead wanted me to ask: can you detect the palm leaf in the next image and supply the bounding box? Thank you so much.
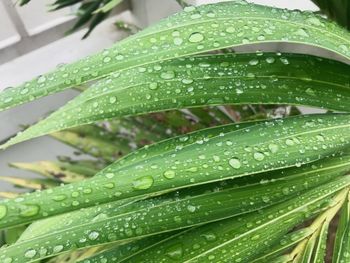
[0,114,350,229]
[1,1,348,113]
[1,162,350,261]
[2,52,349,149]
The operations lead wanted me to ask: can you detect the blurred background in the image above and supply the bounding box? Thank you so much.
[0,0,324,191]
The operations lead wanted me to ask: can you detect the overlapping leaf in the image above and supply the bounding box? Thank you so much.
[333,192,350,263]
[2,52,350,149]
[99,179,350,263]
[0,114,350,229]
[1,1,349,112]
[1,156,350,262]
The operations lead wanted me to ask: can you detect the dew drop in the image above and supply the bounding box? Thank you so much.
[188,32,204,43]
[0,205,7,219]
[187,205,196,213]
[286,138,296,146]
[105,173,115,179]
[295,28,309,37]
[109,96,117,104]
[103,56,111,63]
[163,170,176,179]
[229,158,242,169]
[253,152,265,161]
[20,88,29,95]
[19,204,40,217]
[266,57,275,64]
[225,27,235,33]
[268,143,279,153]
[248,59,259,66]
[103,182,115,189]
[53,245,64,253]
[166,244,183,260]
[149,83,158,90]
[132,176,154,190]
[24,249,37,258]
[52,194,67,201]
[88,231,100,240]
[160,71,175,80]
[201,231,217,242]
[37,76,46,84]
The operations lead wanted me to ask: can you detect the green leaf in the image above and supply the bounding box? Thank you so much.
[3,52,350,149]
[251,228,314,262]
[109,179,350,263]
[0,114,350,229]
[312,0,350,29]
[0,176,58,190]
[50,125,132,162]
[332,192,350,263]
[9,161,95,183]
[94,0,123,13]
[78,233,174,263]
[1,0,348,112]
[313,220,329,263]
[2,159,350,262]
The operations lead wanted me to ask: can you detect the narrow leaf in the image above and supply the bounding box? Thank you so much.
[332,192,350,263]
[114,179,350,263]
[0,114,350,229]
[1,163,350,262]
[1,1,349,111]
[3,53,350,149]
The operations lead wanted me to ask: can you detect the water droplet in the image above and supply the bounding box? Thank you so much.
[253,152,265,161]
[132,176,154,190]
[53,245,64,253]
[52,194,67,201]
[268,143,279,153]
[182,78,194,84]
[109,96,117,104]
[166,244,183,260]
[24,249,37,258]
[201,231,217,242]
[307,17,322,26]
[160,71,175,80]
[19,204,40,217]
[280,57,289,65]
[163,170,176,179]
[188,32,204,43]
[0,205,7,219]
[149,83,158,90]
[105,173,115,179]
[248,59,259,66]
[37,76,46,84]
[88,231,100,240]
[187,205,196,212]
[229,158,241,169]
[295,28,309,37]
[305,88,316,96]
[103,56,111,63]
[262,196,270,203]
[316,134,325,142]
[225,27,235,33]
[173,37,183,45]
[266,57,275,64]
[251,234,260,240]
[20,88,29,95]
[282,187,290,195]
[115,54,124,60]
[285,139,295,146]
[103,182,115,189]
